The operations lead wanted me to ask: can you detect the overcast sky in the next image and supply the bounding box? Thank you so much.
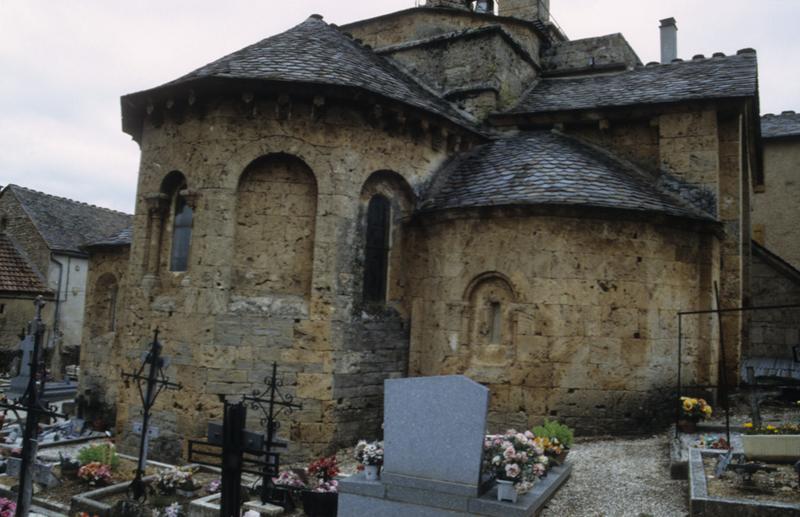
[0,0,797,213]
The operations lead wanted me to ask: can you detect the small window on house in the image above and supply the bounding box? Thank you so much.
[0,216,7,232]
[170,193,193,272]
[0,304,5,315]
[363,195,391,304]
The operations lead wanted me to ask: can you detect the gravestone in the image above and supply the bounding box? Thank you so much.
[339,375,573,517]
[381,376,489,495]
[7,335,34,398]
[6,457,60,488]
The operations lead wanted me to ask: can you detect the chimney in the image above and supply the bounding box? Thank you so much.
[499,0,550,23]
[660,18,678,64]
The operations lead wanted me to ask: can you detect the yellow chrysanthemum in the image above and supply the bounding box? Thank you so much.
[766,425,776,431]
[682,399,694,411]
[743,422,753,428]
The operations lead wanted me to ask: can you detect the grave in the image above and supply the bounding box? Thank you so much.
[6,334,77,402]
[338,375,573,517]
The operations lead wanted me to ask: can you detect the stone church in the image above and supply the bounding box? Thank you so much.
[83,0,764,459]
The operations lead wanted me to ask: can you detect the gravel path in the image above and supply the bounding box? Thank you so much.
[540,433,688,517]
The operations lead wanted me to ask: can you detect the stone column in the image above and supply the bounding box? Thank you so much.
[142,193,169,291]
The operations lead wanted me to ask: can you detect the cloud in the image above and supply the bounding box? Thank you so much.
[0,0,796,212]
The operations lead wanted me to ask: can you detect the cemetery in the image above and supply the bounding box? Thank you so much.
[0,301,798,516]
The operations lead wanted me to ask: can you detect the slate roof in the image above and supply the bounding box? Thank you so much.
[0,233,50,295]
[4,185,132,255]
[762,112,800,139]
[507,52,758,115]
[421,131,713,220]
[125,16,476,131]
[84,227,133,249]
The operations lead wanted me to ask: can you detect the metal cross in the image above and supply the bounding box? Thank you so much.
[121,329,182,501]
[243,362,302,503]
[0,298,63,517]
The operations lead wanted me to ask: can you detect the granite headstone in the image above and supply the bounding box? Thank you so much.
[382,375,489,494]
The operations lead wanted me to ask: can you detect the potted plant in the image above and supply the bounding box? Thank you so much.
[354,440,384,481]
[532,420,574,464]
[59,452,81,478]
[271,469,307,512]
[678,397,713,433]
[742,422,800,462]
[301,456,339,517]
[483,429,550,503]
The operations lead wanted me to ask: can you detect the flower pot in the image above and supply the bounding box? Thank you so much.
[301,490,338,517]
[364,465,380,481]
[176,487,199,498]
[677,419,698,433]
[742,434,800,462]
[496,479,517,503]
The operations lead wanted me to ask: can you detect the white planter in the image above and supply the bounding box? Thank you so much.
[496,479,517,503]
[742,434,800,462]
[364,465,380,481]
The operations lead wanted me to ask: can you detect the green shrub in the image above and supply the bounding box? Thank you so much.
[77,442,119,469]
[533,420,574,449]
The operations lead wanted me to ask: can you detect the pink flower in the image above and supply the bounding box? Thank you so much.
[503,446,516,460]
[505,464,521,479]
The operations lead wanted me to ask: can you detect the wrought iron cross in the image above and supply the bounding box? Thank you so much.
[121,329,182,501]
[0,298,63,517]
[243,362,302,503]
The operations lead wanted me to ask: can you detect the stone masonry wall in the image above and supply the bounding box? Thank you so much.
[0,296,51,372]
[343,9,542,64]
[384,30,538,118]
[542,34,641,74]
[753,138,800,270]
[0,193,51,278]
[748,248,800,360]
[79,246,130,419]
[406,213,720,434]
[110,97,451,462]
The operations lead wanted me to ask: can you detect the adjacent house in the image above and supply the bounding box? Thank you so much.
[0,185,131,375]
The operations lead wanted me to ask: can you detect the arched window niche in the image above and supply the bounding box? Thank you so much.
[358,171,415,309]
[160,171,194,273]
[232,153,318,298]
[363,195,391,304]
[465,272,517,350]
[89,273,119,337]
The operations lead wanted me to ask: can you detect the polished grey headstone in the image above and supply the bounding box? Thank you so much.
[383,375,489,492]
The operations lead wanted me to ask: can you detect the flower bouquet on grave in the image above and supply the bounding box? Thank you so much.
[301,456,340,517]
[483,429,550,503]
[271,469,308,512]
[0,497,16,517]
[77,462,113,487]
[354,440,384,481]
[678,397,712,432]
[532,420,574,464]
[156,466,198,498]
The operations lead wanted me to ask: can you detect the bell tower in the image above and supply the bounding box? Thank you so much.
[499,0,550,22]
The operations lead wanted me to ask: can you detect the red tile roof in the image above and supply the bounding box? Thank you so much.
[0,233,51,295]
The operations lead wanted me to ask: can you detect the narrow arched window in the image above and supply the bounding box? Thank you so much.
[363,195,391,304]
[170,193,193,272]
[108,283,118,332]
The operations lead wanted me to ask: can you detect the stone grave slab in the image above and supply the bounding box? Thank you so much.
[382,375,488,495]
[6,457,60,488]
